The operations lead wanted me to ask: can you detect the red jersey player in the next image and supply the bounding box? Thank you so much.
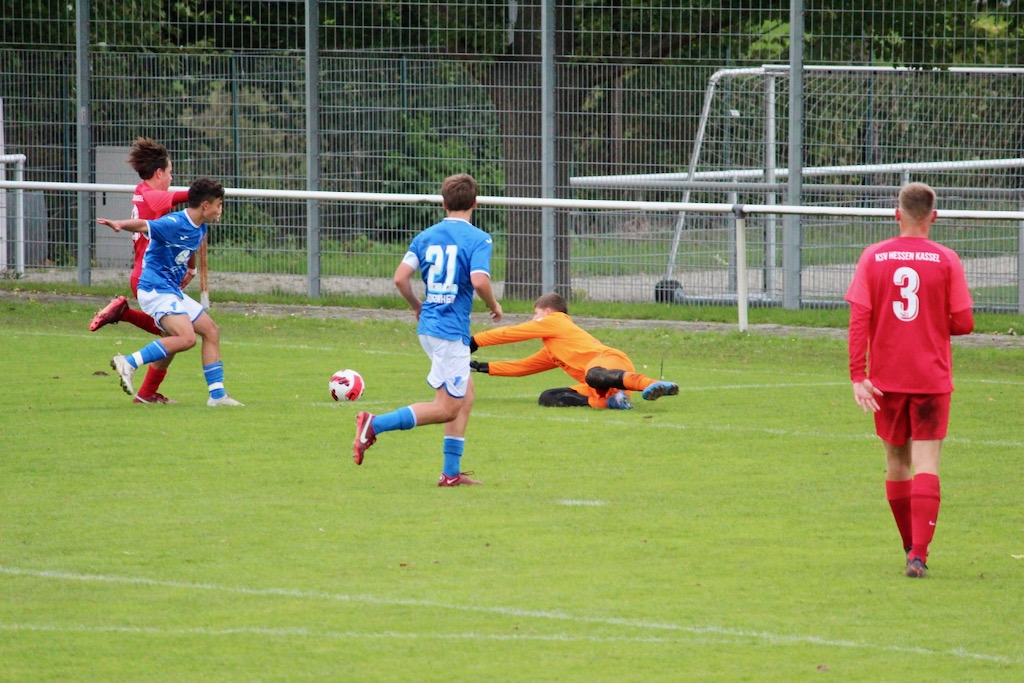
[90,137,193,403]
[845,182,974,579]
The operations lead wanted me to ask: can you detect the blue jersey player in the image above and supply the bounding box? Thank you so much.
[352,173,502,486]
[97,178,243,407]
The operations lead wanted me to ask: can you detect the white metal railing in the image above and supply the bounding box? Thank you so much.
[3,178,1023,330]
[2,180,1023,221]
[0,154,28,275]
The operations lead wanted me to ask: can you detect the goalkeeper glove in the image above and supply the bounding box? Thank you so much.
[469,336,479,353]
[469,360,489,374]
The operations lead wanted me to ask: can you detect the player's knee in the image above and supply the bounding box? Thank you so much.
[437,396,463,422]
[538,389,563,407]
[539,388,589,407]
[585,367,625,389]
[174,333,198,352]
[197,318,220,343]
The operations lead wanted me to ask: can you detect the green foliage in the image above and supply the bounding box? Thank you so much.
[2,300,1023,680]
[376,113,506,241]
[7,0,1024,275]
[743,19,790,61]
[183,77,306,190]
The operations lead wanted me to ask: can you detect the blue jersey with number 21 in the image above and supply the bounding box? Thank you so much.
[138,209,208,297]
[402,217,493,345]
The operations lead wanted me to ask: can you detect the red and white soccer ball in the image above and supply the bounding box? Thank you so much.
[329,369,365,402]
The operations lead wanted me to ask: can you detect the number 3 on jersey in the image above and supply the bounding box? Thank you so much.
[892,265,920,322]
[425,244,458,295]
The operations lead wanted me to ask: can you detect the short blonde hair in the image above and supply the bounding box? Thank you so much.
[898,182,936,222]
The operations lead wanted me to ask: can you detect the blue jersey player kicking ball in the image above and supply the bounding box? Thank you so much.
[97,178,244,407]
[352,173,502,486]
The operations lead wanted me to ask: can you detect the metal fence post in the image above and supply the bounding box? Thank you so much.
[1018,196,1024,314]
[734,204,748,332]
[306,0,321,298]
[76,0,92,286]
[540,0,556,294]
[13,158,24,275]
[784,0,804,310]
[764,74,777,296]
[728,187,738,293]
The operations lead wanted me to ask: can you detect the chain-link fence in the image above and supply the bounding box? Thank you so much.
[3,2,1024,309]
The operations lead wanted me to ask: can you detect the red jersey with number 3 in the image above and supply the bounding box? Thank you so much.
[130,182,190,286]
[846,235,973,393]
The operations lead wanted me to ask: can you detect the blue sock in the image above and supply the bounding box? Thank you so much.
[203,361,226,399]
[129,340,168,368]
[372,406,416,435]
[442,436,465,478]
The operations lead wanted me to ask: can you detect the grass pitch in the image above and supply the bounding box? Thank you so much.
[1,298,1022,681]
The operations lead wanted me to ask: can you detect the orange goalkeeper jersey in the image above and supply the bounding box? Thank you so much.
[473,312,633,384]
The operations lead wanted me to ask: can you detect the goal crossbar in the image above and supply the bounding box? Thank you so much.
[570,157,1024,188]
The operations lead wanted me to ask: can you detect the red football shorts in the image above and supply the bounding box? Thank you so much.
[873,391,951,445]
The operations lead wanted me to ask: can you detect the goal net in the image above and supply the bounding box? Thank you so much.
[696,65,1024,195]
[572,66,1024,309]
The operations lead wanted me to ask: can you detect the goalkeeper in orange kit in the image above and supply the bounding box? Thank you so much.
[469,292,678,410]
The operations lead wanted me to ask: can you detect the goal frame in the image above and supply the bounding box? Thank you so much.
[570,65,1024,307]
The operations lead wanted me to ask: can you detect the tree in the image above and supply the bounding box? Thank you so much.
[320,1,750,298]
[5,0,1023,295]
[316,1,1024,298]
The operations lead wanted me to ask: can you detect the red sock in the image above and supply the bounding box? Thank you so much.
[885,479,914,552]
[122,306,162,336]
[910,473,941,564]
[137,367,168,398]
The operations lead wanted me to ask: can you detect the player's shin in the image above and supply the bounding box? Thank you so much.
[585,367,626,389]
[442,436,465,477]
[203,361,226,399]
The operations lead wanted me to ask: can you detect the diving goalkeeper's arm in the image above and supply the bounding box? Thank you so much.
[469,349,558,377]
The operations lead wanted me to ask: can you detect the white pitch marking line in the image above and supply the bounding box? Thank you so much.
[0,566,1018,664]
[681,381,846,391]
[0,622,737,646]
[558,500,606,506]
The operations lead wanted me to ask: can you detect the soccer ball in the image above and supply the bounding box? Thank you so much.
[329,369,365,402]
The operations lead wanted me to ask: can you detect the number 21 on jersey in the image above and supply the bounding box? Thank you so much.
[424,244,458,294]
